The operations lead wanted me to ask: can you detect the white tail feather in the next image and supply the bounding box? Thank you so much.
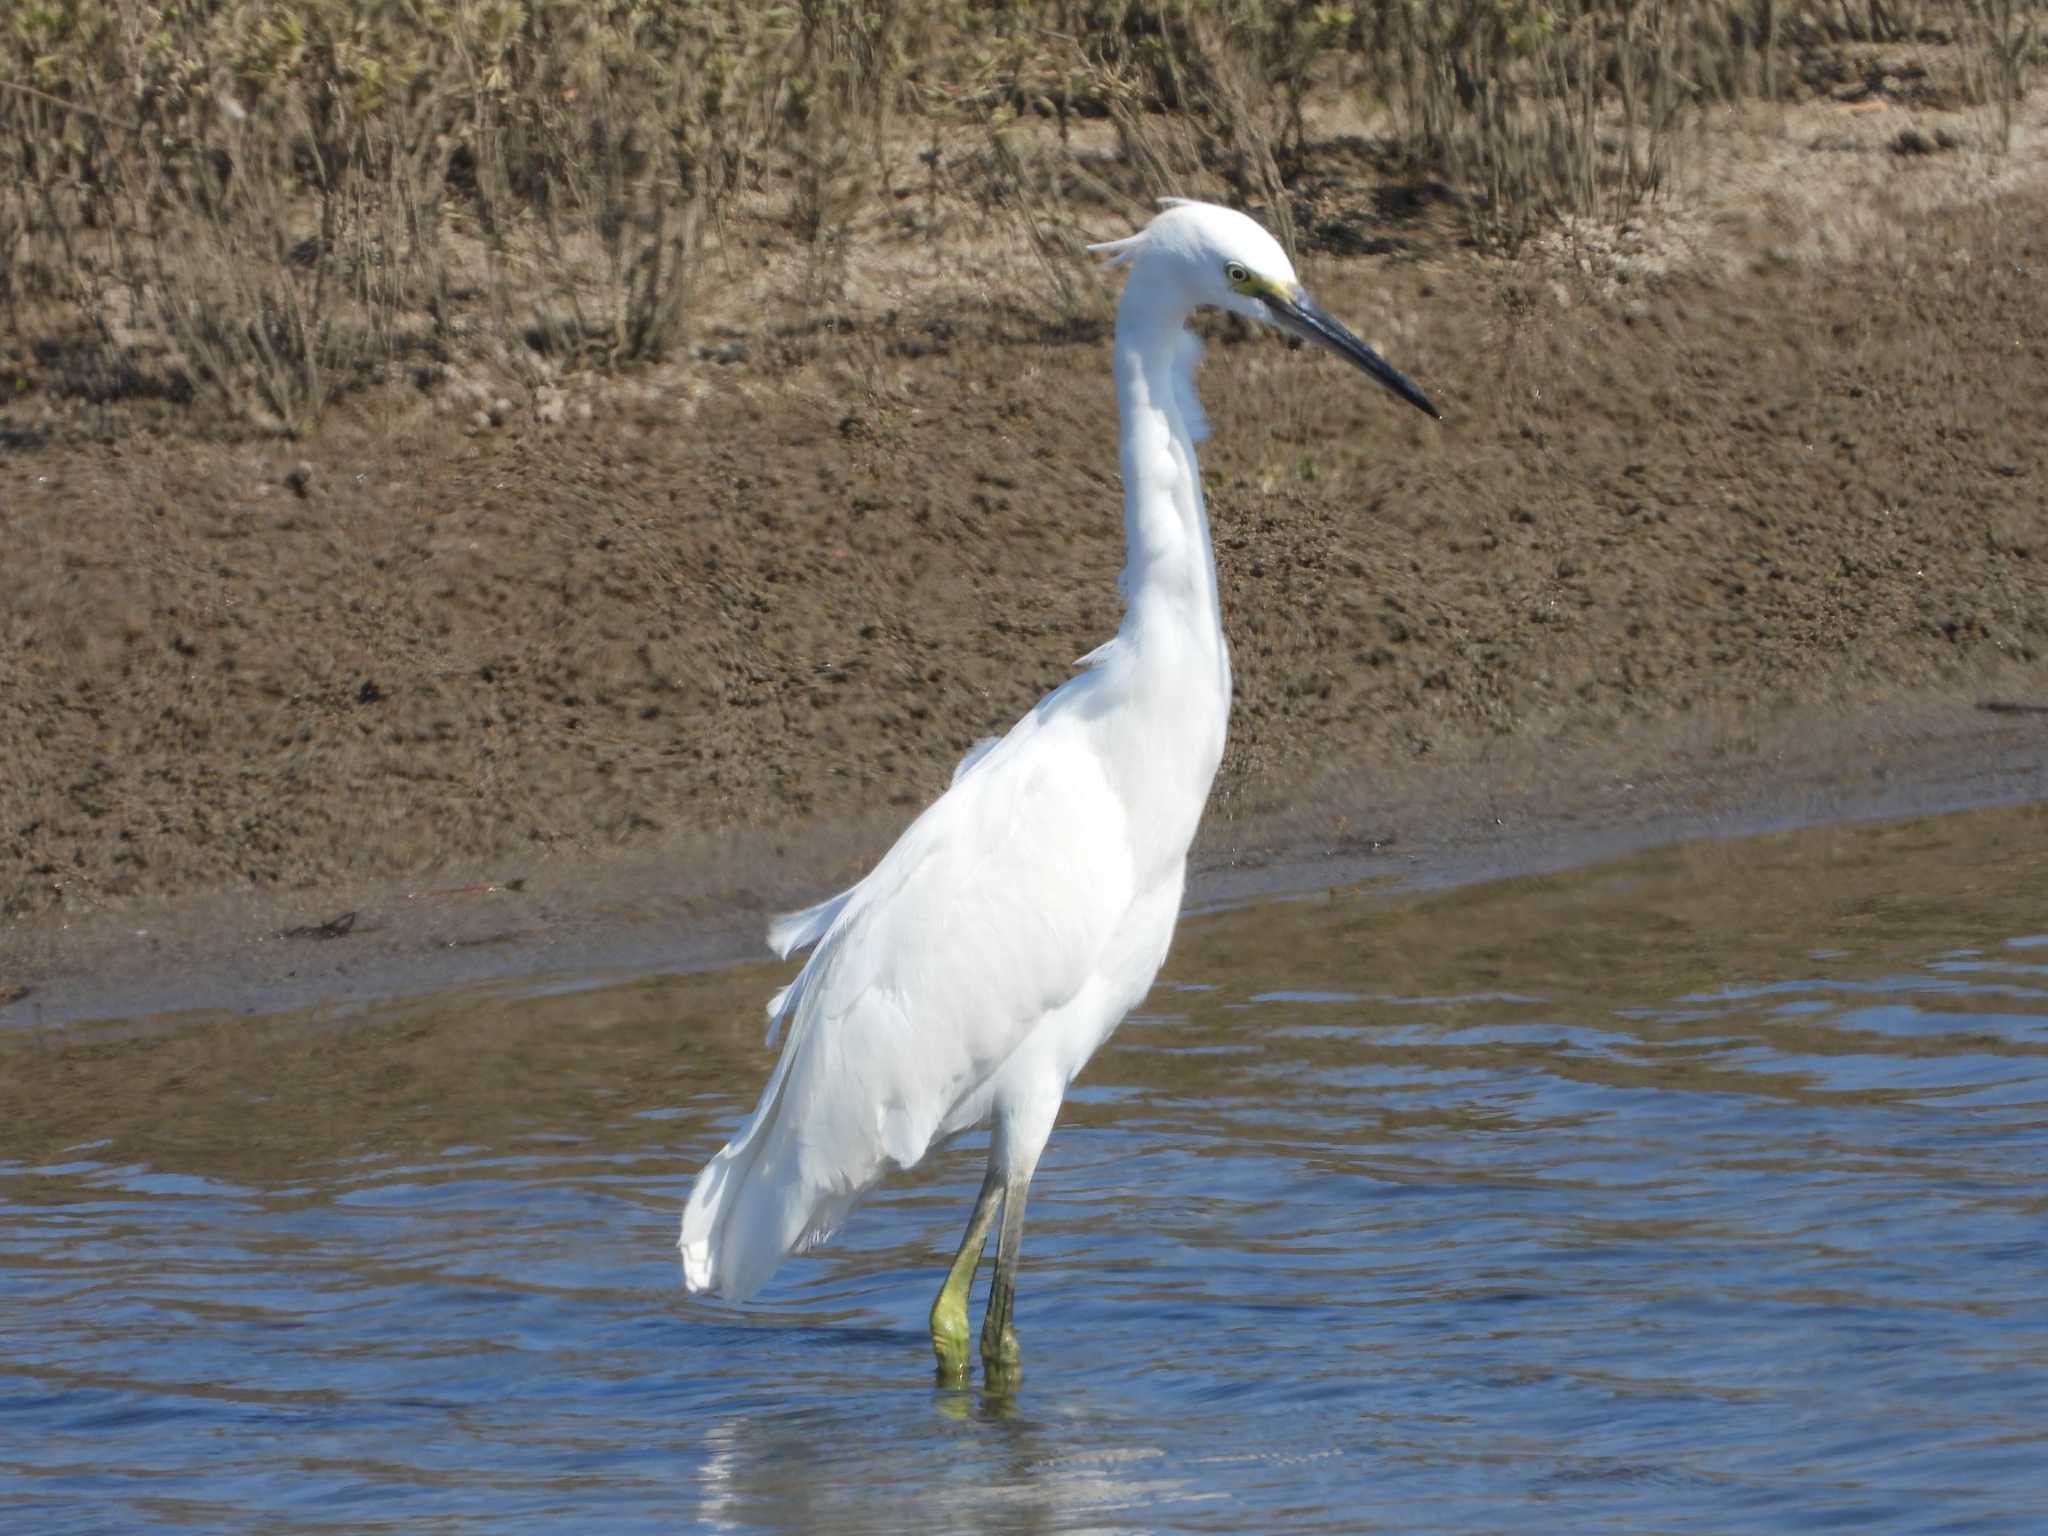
[676,1038,880,1299]
[678,1051,804,1299]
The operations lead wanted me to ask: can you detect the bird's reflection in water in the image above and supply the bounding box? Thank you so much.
[691,1385,1198,1536]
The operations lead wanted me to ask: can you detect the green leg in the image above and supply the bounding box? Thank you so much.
[980,1174,1031,1387]
[930,1165,1003,1383]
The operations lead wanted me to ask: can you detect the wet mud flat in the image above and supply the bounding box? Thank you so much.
[2,680,2042,1032]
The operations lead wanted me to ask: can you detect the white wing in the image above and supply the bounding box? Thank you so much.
[680,684,1137,1299]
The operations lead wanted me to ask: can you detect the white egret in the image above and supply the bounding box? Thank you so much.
[680,199,1440,1381]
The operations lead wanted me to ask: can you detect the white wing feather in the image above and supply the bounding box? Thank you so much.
[681,684,1137,1299]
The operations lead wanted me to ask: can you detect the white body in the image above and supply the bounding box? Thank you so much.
[680,204,1300,1301]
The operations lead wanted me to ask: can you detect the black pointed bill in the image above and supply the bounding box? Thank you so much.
[1268,288,1441,421]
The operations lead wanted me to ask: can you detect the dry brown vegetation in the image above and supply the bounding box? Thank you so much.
[4,0,2038,428]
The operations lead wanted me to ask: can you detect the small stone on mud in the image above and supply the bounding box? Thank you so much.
[535,387,566,426]
[1622,300,1651,324]
[283,461,315,498]
[488,397,514,427]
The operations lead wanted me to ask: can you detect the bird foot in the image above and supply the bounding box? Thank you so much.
[931,1304,973,1385]
[980,1322,1021,1386]
[933,1343,972,1386]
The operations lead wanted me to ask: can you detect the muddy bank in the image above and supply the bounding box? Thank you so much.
[3,680,2041,1032]
[3,130,2045,1015]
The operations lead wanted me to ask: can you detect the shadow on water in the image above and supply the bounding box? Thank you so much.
[2,804,2045,1532]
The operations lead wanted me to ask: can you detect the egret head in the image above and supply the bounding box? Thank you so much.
[1091,199,1442,421]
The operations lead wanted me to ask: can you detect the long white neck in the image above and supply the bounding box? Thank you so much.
[1059,272,1233,878]
[1111,283,1224,654]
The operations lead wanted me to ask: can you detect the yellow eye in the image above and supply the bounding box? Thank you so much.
[1224,261,1251,287]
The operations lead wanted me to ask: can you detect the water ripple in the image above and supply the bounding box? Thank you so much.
[4,809,2046,1532]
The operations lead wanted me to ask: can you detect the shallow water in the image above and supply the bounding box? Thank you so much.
[4,805,2046,1534]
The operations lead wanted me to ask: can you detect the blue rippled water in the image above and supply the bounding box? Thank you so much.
[3,812,2045,1533]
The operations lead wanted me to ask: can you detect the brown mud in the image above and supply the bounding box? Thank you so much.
[3,106,2045,1023]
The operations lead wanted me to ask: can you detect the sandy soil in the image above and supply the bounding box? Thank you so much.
[2,99,2044,1017]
